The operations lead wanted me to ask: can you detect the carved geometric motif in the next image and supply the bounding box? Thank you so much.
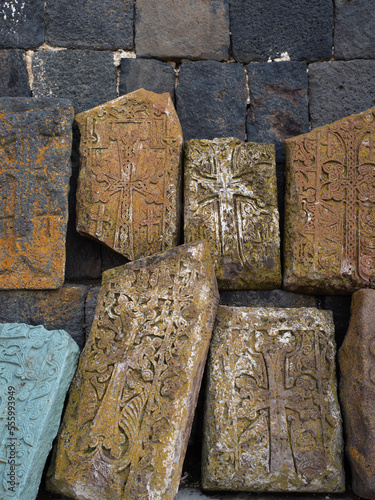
[184,138,281,290]
[75,89,183,261]
[202,306,345,492]
[284,107,375,293]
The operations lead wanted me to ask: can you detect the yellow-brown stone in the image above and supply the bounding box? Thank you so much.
[202,306,345,492]
[75,88,183,261]
[184,138,281,290]
[0,97,74,289]
[284,107,375,294]
[47,240,219,500]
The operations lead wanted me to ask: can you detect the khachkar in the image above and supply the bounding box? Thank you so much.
[202,306,345,492]
[0,97,74,289]
[284,107,375,293]
[184,138,281,289]
[47,240,219,500]
[75,89,183,261]
[339,289,375,500]
[0,323,79,500]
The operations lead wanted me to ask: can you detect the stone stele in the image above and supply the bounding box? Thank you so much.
[184,138,281,290]
[202,306,345,492]
[75,88,183,261]
[0,97,74,289]
[284,106,375,294]
[47,240,219,500]
[339,289,375,500]
[0,323,79,500]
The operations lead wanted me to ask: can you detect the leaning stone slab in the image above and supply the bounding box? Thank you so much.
[0,323,79,499]
[75,88,183,261]
[284,106,375,293]
[47,240,219,500]
[202,306,345,492]
[184,138,281,290]
[339,289,375,500]
[0,97,74,289]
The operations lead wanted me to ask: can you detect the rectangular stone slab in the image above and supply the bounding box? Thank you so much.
[0,323,79,499]
[47,240,219,500]
[0,97,74,289]
[339,289,375,500]
[184,138,281,290]
[202,306,345,492]
[75,88,183,261]
[284,106,375,294]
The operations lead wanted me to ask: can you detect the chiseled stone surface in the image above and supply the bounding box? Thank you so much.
[284,106,375,294]
[0,323,79,499]
[339,289,375,500]
[47,240,219,500]
[75,89,183,261]
[184,138,281,289]
[0,97,73,289]
[202,306,345,492]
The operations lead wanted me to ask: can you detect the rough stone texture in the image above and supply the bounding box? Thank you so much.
[220,289,318,309]
[32,50,117,115]
[0,0,44,49]
[247,61,309,163]
[284,106,375,294]
[202,306,345,492]
[0,285,89,349]
[0,323,79,499]
[184,138,281,289]
[120,59,175,102]
[0,50,30,97]
[45,0,134,50]
[135,0,229,61]
[334,0,375,60]
[84,286,101,339]
[47,240,219,500]
[230,0,333,63]
[176,61,247,142]
[75,89,183,261]
[339,289,375,500]
[0,97,74,289]
[309,61,375,129]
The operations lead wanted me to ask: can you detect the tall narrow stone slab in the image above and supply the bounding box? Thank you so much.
[0,323,79,499]
[47,240,219,500]
[184,138,281,289]
[202,306,344,492]
[0,97,74,289]
[339,289,375,500]
[284,107,375,293]
[75,89,183,261]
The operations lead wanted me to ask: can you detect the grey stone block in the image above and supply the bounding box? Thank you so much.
[176,61,247,141]
[135,0,229,61]
[0,50,30,97]
[309,60,375,128]
[32,50,117,114]
[230,0,333,63]
[219,289,318,308]
[0,0,44,48]
[247,61,309,163]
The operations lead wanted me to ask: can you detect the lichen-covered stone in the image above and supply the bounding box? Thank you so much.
[284,106,375,294]
[0,323,79,499]
[75,89,183,261]
[202,306,345,492]
[47,240,219,500]
[184,138,281,290]
[339,289,375,500]
[0,97,74,289]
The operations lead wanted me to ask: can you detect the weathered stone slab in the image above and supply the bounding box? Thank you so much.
[47,240,219,499]
[0,50,30,98]
[339,289,375,500]
[0,0,44,49]
[219,289,318,309]
[0,323,79,499]
[0,97,74,289]
[184,138,281,290]
[75,89,183,261]
[284,106,375,294]
[202,306,345,492]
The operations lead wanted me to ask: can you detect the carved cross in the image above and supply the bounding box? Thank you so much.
[141,207,161,244]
